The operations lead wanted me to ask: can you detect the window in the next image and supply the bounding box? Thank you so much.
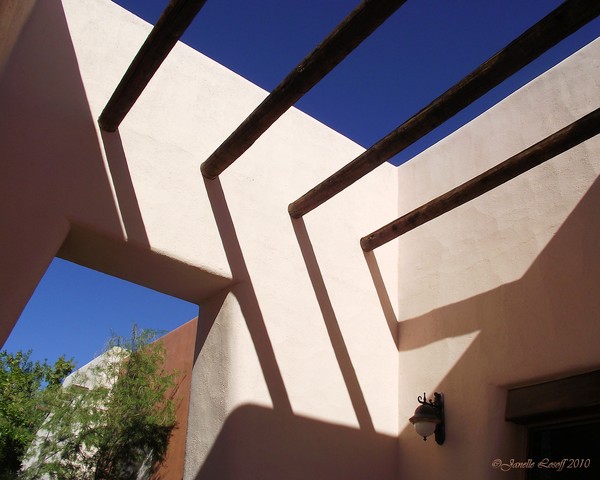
[505,370,600,479]
[526,418,599,479]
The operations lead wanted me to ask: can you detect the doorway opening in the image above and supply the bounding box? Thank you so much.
[3,257,199,368]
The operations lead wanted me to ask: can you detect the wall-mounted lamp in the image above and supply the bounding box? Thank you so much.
[409,392,445,445]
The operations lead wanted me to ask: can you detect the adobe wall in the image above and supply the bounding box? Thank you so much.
[0,1,400,478]
[7,2,596,479]
[156,318,199,480]
[0,0,234,345]
[396,38,600,479]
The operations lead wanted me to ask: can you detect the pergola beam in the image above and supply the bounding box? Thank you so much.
[289,0,600,218]
[99,0,208,132]
[360,107,600,252]
[200,0,408,179]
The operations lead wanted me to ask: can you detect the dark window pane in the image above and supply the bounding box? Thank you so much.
[527,419,600,479]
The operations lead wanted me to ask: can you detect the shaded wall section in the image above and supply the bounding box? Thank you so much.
[0,0,231,346]
[396,37,600,479]
[398,173,600,479]
[0,0,120,343]
[194,405,396,480]
[3,1,400,479]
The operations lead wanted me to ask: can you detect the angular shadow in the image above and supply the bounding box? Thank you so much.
[192,289,229,362]
[364,250,399,347]
[396,173,600,475]
[0,0,124,342]
[366,164,600,354]
[193,404,396,480]
[204,177,292,413]
[398,172,600,352]
[292,217,374,432]
[100,129,149,246]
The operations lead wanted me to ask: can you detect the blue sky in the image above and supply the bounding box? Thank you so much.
[4,0,599,367]
[5,259,198,366]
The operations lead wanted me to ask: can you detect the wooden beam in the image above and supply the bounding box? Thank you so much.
[200,0,408,179]
[289,0,600,218]
[359,107,600,251]
[98,0,208,132]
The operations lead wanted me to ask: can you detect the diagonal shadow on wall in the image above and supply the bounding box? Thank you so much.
[0,0,125,342]
[194,404,396,480]
[196,181,398,479]
[204,177,292,413]
[99,129,150,247]
[365,154,600,353]
[364,249,399,347]
[292,217,375,432]
[398,171,600,353]
[395,171,600,477]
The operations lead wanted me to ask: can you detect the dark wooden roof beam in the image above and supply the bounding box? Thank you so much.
[288,0,600,218]
[200,0,409,179]
[99,0,208,132]
[360,107,600,251]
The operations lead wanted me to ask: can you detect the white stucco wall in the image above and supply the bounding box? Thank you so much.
[1,1,399,479]
[396,37,600,479]
[3,1,597,479]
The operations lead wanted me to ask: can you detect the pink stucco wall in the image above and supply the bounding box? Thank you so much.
[2,1,598,479]
[396,37,600,479]
[1,1,399,479]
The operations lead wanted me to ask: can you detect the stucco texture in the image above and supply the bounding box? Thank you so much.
[1,1,598,479]
[396,37,600,479]
[2,1,399,479]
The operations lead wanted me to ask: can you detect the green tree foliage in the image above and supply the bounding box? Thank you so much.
[21,326,178,480]
[0,351,74,479]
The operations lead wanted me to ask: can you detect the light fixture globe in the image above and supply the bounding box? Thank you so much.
[413,418,437,439]
[410,403,440,438]
[409,393,445,445]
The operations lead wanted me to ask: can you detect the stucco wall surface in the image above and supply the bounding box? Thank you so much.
[6,2,597,479]
[0,0,233,343]
[396,37,600,479]
[1,1,400,478]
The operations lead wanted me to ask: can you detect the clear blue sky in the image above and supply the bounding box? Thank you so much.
[4,0,599,367]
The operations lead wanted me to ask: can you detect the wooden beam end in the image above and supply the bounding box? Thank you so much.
[200,162,218,180]
[98,113,118,133]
